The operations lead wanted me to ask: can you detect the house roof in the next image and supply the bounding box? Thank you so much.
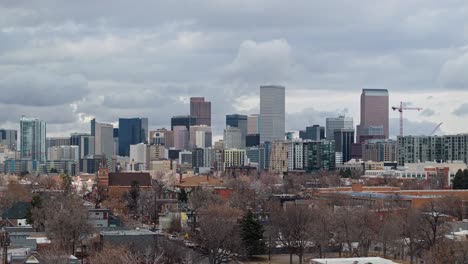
[108,172,151,187]
[178,176,223,188]
[1,201,31,219]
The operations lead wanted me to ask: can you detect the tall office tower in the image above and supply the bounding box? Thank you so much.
[357,89,389,141]
[0,129,17,150]
[20,116,46,163]
[71,133,93,158]
[247,114,259,134]
[301,125,325,140]
[224,126,243,149]
[226,114,248,147]
[195,130,212,148]
[113,128,119,156]
[246,134,260,147]
[333,128,355,163]
[259,85,285,143]
[189,125,212,148]
[118,118,148,156]
[191,148,205,168]
[171,115,197,131]
[173,126,189,150]
[190,97,211,126]
[326,116,354,141]
[94,122,114,158]
[91,118,96,136]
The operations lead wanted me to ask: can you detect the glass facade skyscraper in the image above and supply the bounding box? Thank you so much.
[20,116,46,163]
[118,118,148,156]
[259,85,285,143]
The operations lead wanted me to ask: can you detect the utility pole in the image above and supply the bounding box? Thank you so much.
[0,228,10,264]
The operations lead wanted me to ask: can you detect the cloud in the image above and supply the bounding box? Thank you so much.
[223,39,296,83]
[452,103,468,117]
[420,108,436,117]
[286,108,341,131]
[389,118,443,137]
[0,71,88,106]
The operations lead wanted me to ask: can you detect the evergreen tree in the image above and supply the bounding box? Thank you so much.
[453,169,464,189]
[127,181,140,213]
[26,195,43,226]
[179,188,188,203]
[240,210,265,258]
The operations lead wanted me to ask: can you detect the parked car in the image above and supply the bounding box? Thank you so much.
[184,240,196,248]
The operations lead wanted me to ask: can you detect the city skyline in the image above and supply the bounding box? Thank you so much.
[1,2,468,139]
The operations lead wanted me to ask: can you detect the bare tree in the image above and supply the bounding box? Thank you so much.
[193,204,242,264]
[89,245,144,264]
[270,205,314,264]
[40,194,94,255]
[37,243,71,264]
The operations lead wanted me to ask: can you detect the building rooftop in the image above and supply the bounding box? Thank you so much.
[108,172,151,187]
[311,257,398,264]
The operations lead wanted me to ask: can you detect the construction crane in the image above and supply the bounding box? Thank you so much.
[392,101,423,137]
[430,122,443,136]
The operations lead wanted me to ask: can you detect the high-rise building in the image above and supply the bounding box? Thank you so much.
[300,125,325,141]
[269,141,288,173]
[173,126,189,150]
[226,114,248,147]
[189,125,212,148]
[334,128,355,163]
[149,128,168,145]
[246,134,260,147]
[47,145,79,161]
[362,139,398,162]
[20,117,46,163]
[224,127,243,149]
[0,129,17,151]
[326,116,353,141]
[224,149,246,170]
[304,140,336,171]
[190,97,211,126]
[357,89,389,141]
[94,122,114,158]
[260,85,285,143]
[287,141,304,171]
[46,137,71,151]
[118,118,148,156]
[171,115,197,131]
[130,143,147,165]
[247,114,259,134]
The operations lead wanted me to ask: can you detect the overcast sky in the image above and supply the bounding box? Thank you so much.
[1,0,468,138]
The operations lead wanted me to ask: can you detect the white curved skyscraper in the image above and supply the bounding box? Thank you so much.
[260,85,285,143]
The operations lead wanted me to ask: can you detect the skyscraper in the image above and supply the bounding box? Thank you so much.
[226,114,248,147]
[247,114,259,134]
[171,115,197,131]
[224,127,243,149]
[118,117,149,156]
[357,89,389,141]
[20,116,46,163]
[259,85,285,143]
[0,129,18,150]
[94,122,114,158]
[333,128,355,163]
[300,125,325,141]
[190,97,211,126]
[326,116,354,141]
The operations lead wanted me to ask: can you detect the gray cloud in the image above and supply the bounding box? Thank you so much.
[452,103,468,117]
[420,108,436,117]
[389,118,443,137]
[0,71,88,106]
[0,1,467,136]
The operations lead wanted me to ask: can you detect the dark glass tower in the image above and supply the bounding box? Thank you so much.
[118,118,148,156]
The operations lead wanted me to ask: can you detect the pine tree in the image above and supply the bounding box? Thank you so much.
[240,210,265,258]
[179,188,188,203]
